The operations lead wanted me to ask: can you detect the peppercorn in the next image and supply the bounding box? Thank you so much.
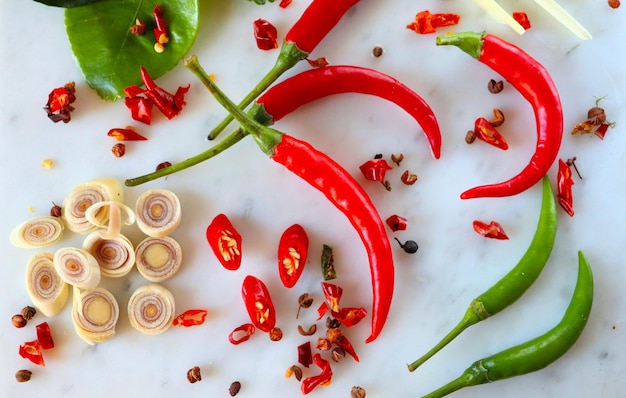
[12,314,27,328]
[269,327,283,341]
[229,381,242,396]
[296,293,314,318]
[15,369,32,383]
[112,143,126,158]
[22,306,37,320]
[372,46,384,57]
[391,153,404,166]
[608,0,620,8]
[285,365,303,381]
[331,347,346,362]
[587,106,606,125]
[465,130,476,144]
[401,170,418,185]
[487,79,504,93]
[394,238,419,254]
[489,108,505,127]
[351,386,367,398]
[326,317,341,329]
[298,324,317,336]
[156,161,172,171]
[186,366,202,383]
[50,202,62,217]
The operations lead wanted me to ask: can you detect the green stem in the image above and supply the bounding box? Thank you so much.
[421,369,478,398]
[184,55,282,155]
[207,41,308,140]
[435,31,485,59]
[124,128,248,187]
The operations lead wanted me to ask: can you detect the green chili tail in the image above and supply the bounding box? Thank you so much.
[407,302,486,372]
[435,31,485,59]
[207,41,308,140]
[421,365,487,398]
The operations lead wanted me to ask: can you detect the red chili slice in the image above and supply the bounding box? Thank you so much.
[512,11,532,30]
[228,323,255,345]
[107,127,148,141]
[359,158,393,182]
[206,213,243,271]
[19,340,45,366]
[472,220,510,240]
[557,158,575,217]
[321,282,343,312]
[241,275,276,333]
[474,117,509,150]
[407,10,460,34]
[253,18,278,50]
[332,307,367,328]
[277,224,309,288]
[297,341,313,368]
[172,309,208,327]
[386,215,408,232]
[301,353,333,394]
[35,322,55,350]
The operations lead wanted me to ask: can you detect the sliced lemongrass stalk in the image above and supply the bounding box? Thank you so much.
[62,177,124,234]
[10,216,64,248]
[83,231,135,278]
[135,236,182,282]
[135,189,182,237]
[473,0,526,35]
[53,247,101,289]
[85,201,136,239]
[72,286,119,345]
[25,252,69,317]
[533,0,591,40]
[127,283,175,335]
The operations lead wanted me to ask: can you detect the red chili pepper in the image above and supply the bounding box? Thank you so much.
[472,220,510,240]
[206,213,243,271]
[278,224,309,288]
[437,32,563,199]
[123,97,153,125]
[473,117,509,150]
[512,11,532,30]
[301,353,333,394]
[407,10,461,34]
[386,214,408,232]
[557,158,575,217]
[248,65,442,159]
[297,341,313,368]
[359,158,393,182]
[595,123,611,139]
[187,57,395,343]
[241,275,277,333]
[172,309,208,327]
[228,323,255,345]
[253,18,278,50]
[316,301,329,320]
[107,126,148,141]
[333,306,367,327]
[140,66,190,120]
[35,322,55,350]
[321,282,343,312]
[153,4,169,45]
[279,0,292,8]
[19,340,45,366]
[334,334,359,362]
[44,82,76,123]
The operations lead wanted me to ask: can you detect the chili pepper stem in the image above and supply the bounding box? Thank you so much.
[124,127,248,186]
[207,41,307,140]
[185,55,283,155]
[421,370,480,398]
[435,31,485,59]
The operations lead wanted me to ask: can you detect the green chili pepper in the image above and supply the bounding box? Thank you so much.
[408,176,557,371]
[321,244,337,281]
[421,250,594,398]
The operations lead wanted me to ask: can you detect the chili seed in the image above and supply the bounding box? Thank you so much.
[372,46,384,57]
[394,238,419,254]
[15,369,32,383]
[390,153,404,166]
[111,143,126,158]
[489,108,506,127]
[229,381,242,396]
[41,159,54,169]
[331,347,346,362]
[12,314,27,328]
[297,324,317,336]
[487,79,504,94]
[351,386,367,398]
[286,365,303,381]
[400,170,418,185]
[186,366,202,383]
[21,306,37,320]
[269,327,283,341]
[156,161,172,171]
[608,0,620,8]
[50,202,62,217]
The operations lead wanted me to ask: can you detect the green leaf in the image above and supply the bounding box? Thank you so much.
[65,0,199,101]
[34,0,103,8]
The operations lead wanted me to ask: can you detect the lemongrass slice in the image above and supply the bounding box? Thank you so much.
[85,201,136,239]
[25,252,69,317]
[135,236,182,282]
[135,189,181,237]
[127,283,175,335]
[83,231,135,278]
[53,247,101,289]
[72,286,119,345]
[533,0,592,40]
[62,177,124,234]
[10,216,64,248]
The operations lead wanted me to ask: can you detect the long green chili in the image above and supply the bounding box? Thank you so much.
[421,250,594,397]
[408,176,557,372]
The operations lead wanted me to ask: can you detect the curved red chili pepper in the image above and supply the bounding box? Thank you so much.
[557,158,575,216]
[206,213,243,271]
[436,32,563,199]
[248,65,441,159]
[241,275,277,333]
[277,224,309,288]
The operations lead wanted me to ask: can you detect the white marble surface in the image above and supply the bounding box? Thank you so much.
[1,0,625,397]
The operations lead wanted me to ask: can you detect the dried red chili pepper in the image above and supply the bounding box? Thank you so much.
[359,158,393,182]
[278,224,309,288]
[437,32,563,199]
[35,322,55,350]
[172,309,208,327]
[19,340,45,366]
[298,341,313,368]
[386,215,408,232]
[557,158,575,217]
[473,117,509,150]
[241,275,277,333]
[512,11,532,30]
[228,323,255,345]
[253,18,279,50]
[472,220,510,240]
[206,213,243,271]
[407,10,460,34]
[44,82,76,123]
[107,126,148,141]
[301,353,333,394]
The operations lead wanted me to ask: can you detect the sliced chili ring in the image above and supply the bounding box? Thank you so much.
[35,321,55,349]
[172,309,208,327]
[19,340,45,366]
[206,213,242,271]
[241,275,276,333]
[277,224,309,288]
[228,323,255,345]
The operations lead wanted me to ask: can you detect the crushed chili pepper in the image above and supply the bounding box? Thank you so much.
[386,215,408,232]
[305,57,329,68]
[107,126,148,141]
[594,123,612,139]
[44,82,76,123]
[19,340,45,366]
[172,309,208,327]
[333,307,367,328]
[321,244,336,281]
[473,117,509,150]
[129,18,146,35]
[279,0,293,8]
[206,213,243,271]
[407,10,460,34]
[241,275,276,333]
[557,158,575,217]
[35,322,55,349]
[253,19,279,50]
[228,323,255,345]
[512,11,532,30]
[316,301,329,320]
[153,4,169,52]
[301,353,333,394]
[472,220,509,240]
[298,341,313,368]
[321,282,342,312]
[359,158,393,182]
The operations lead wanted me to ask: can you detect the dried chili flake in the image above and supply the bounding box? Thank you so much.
[472,220,509,240]
[107,126,148,141]
[297,341,313,368]
[594,123,611,140]
[130,18,146,35]
[359,158,393,182]
[306,57,329,68]
[172,309,208,327]
[279,0,293,8]
[153,4,169,52]
[474,117,509,150]
[512,11,532,30]
[19,340,45,366]
[253,19,278,50]
[316,301,329,320]
[35,322,55,349]
[44,82,76,123]
[386,215,408,232]
[407,10,460,34]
